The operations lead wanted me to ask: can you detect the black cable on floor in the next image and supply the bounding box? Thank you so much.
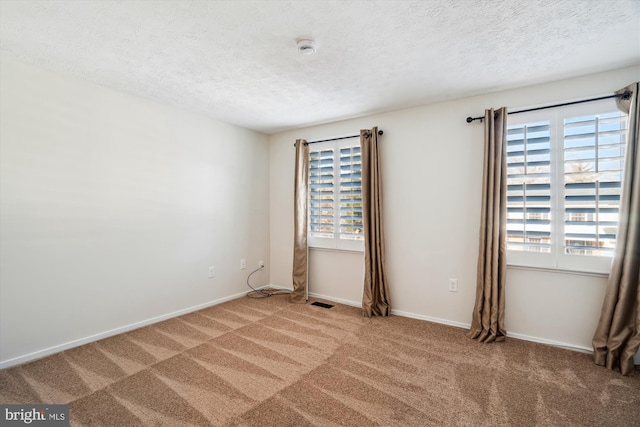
[246,265,291,299]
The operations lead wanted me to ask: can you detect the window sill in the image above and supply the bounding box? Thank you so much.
[506,264,609,278]
[309,246,364,255]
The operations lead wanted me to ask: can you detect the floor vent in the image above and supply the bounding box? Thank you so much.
[311,301,334,309]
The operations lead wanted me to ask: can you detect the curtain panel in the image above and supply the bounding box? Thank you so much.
[291,139,309,303]
[592,82,640,375]
[361,127,391,317]
[467,107,508,343]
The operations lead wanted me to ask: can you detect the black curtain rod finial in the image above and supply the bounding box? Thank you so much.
[363,130,384,138]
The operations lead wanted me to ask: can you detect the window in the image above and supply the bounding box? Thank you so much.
[506,100,627,273]
[308,139,364,251]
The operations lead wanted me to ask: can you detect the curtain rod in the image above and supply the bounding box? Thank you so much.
[465,91,632,123]
[294,129,384,146]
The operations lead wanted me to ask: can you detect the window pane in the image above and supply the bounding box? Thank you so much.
[563,112,626,257]
[507,121,552,253]
[339,145,364,240]
[309,148,335,238]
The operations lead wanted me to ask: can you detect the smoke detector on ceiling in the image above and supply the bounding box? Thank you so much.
[297,39,317,55]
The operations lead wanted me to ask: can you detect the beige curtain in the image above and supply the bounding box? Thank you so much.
[467,107,508,343]
[361,127,391,317]
[291,139,309,303]
[592,82,640,375]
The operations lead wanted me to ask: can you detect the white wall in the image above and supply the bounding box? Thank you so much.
[269,65,640,351]
[0,59,270,367]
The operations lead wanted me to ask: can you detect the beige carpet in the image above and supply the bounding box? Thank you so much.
[1,293,639,426]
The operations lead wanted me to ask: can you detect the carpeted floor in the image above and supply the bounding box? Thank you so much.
[1,293,639,426]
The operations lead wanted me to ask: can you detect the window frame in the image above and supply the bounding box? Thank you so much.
[506,98,626,274]
[308,138,365,252]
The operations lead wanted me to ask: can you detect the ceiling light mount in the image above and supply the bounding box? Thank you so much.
[297,39,317,55]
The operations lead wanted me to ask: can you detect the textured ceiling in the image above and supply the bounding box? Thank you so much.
[1,0,639,134]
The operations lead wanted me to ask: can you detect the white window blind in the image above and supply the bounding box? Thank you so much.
[308,139,364,251]
[563,112,626,257]
[507,121,552,253]
[339,145,363,241]
[309,148,335,239]
[506,100,627,273]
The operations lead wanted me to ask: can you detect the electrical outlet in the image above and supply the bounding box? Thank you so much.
[240,258,246,270]
[448,278,458,292]
[209,267,215,278]
[258,260,265,268]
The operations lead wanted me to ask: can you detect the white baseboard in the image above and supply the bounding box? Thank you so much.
[0,290,251,370]
[506,332,592,354]
[390,308,471,329]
